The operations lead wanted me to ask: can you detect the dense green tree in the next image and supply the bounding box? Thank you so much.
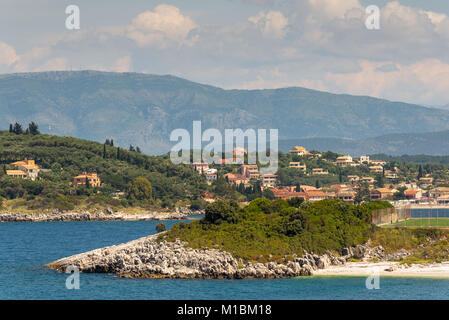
[126,177,152,201]
[203,200,238,225]
[28,122,40,135]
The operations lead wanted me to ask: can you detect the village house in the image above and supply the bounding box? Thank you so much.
[289,162,306,172]
[385,170,398,179]
[74,173,101,187]
[370,160,387,166]
[311,168,329,175]
[241,164,259,179]
[429,187,449,199]
[260,174,277,188]
[223,173,248,186]
[336,190,356,204]
[204,168,217,182]
[369,165,383,174]
[300,185,318,192]
[190,162,210,174]
[361,176,375,184]
[348,175,360,183]
[358,156,370,164]
[289,146,310,157]
[305,190,326,202]
[370,188,396,200]
[335,155,353,167]
[7,159,40,181]
[271,187,307,200]
[405,189,422,200]
[419,176,434,185]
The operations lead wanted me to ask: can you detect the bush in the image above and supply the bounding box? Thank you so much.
[203,200,238,225]
[155,222,167,233]
[190,199,207,211]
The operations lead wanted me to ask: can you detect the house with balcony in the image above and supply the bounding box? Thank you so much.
[7,159,40,181]
[289,146,310,157]
[74,173,101,187]
[289,162,306,172]
[260,174,277,188]
[335,155,353,167]
[312,168,329,175]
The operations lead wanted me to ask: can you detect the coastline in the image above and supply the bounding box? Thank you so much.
[0,208,203,222]
[314,261,449,278]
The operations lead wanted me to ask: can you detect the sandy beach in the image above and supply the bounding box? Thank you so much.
[315,261,449,278]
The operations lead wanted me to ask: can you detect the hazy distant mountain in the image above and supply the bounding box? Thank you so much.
[279,130,449,156]
[2,70,449,155]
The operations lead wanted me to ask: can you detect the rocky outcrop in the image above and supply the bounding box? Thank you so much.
[0,207,203,222]
[47,234,378,279]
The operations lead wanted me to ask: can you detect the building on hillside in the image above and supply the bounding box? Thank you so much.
[289,146,309,157]
[429,187,449,199]
[190,162,210,174]
[241,164,259,179]
[405,189,422,200]
[6,170,27,179]
[289,162,306,172]
[419,176,434,185]
[335,155,353,167]
[204,168,217,182]
[305,190,326,202]
[348,175,360,183]
[361,176,375,184]
[370,160,387,166]
[8,159,40,181]
[300,185,318,192]
[223,173,248,186]
[385,170,398,179]
[260,174,277,188]
[74,173,101,187]
[336,190,356,204]
[369,165,383,174]
[312,168,329,175]
[370,188,396,200]
[359,156,370,164]
[271,187,307,200]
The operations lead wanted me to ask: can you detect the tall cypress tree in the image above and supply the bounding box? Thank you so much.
[103,143,106,159]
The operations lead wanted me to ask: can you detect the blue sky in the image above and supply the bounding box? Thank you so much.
[1,0,449,106]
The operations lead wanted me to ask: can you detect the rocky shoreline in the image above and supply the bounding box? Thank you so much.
[0,207,203,222]
[46,233,386,279]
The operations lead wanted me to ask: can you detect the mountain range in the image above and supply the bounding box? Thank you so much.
[1,70,449,155]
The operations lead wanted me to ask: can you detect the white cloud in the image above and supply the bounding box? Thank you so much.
[249,10,288,38]
[324,59,449,105]
[127,4,197,47]
[113,56,132,72]
[0,42,18,66]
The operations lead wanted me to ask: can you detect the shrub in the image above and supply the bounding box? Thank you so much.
[203,200,238,225]
[155,222,167,233]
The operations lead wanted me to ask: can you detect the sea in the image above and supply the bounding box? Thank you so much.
[1,217,449,300]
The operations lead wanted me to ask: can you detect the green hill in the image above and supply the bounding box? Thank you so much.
[0,130,207,210]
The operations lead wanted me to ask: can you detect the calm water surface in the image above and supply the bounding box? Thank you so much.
[1,219,449,300]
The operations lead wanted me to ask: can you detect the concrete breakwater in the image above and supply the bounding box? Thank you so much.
[0,207,203,222]
[46,233,385,279]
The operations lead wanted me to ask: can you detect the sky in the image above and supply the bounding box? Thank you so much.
[1,0,449,106]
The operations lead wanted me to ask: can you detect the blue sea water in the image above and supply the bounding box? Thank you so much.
[2,218,449,300]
